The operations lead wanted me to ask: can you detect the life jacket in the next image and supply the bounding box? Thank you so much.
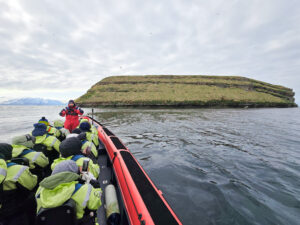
[65,107,79,116]
[81,140,98,159]
[55,127,70,140]
[1,163,37,217]
[33,134,60,164]
[52,155,100,179]
[85,131,99,147]
[78,119,99,136]
[0,159,7,209]
[12,145,49,169]
[4,163,37,191]
[36,172,102,219]
[47,126,61,138]
[0,159,7,184]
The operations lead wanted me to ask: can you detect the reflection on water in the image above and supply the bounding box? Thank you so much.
[0,106,300,225]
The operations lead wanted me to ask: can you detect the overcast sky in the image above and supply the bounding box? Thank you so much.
[0,0,299,102]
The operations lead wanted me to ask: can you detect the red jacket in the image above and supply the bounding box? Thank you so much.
[59,106,84,121]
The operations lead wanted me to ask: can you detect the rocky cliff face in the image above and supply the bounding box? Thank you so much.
[77,75,297,108]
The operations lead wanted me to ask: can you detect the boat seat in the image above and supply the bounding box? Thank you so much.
[36,199,77,225]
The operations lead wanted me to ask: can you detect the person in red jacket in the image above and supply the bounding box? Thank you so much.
[59,100,84,132]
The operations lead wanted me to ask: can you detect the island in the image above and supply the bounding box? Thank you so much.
[76,75,297,108]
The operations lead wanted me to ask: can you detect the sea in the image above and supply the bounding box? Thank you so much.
[0,105,299,225]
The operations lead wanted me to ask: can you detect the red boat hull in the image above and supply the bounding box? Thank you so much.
[85,116,182,225]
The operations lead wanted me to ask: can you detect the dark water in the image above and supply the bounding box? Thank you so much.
[1,106,300,225]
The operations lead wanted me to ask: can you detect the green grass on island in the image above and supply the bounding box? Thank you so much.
[76,75,297,108]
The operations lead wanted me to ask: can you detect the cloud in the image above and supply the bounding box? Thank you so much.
[0,0,299,102]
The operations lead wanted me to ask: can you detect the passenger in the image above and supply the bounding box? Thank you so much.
[0,147,7,210]
[51,137,100,179]
[72,128,82,134]
[54,119,70,141]
[79,118,99,136]
[11,134,49,181]
[81,138,98,162]
[0,143,38,225]
[79,122,99,147]
[66,132,98,162]
[59,100,84,132]
[0,152,7,184]
[38,116,61,138]
[36,160,102,225]
[78,120,105,150]
[32,123,61,172]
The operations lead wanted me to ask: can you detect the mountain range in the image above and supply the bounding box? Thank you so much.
[0,98,64,105]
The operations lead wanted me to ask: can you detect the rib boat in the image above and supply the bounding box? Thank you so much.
[86,116,182,225]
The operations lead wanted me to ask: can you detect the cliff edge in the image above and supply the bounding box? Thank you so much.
[77,75,297,108]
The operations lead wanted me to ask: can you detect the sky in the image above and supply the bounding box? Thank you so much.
[0,0,299,103]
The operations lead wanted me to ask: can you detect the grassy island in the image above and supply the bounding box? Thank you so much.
[76,75,297,108]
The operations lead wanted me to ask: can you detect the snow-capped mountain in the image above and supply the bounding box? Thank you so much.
[0,98,64,105]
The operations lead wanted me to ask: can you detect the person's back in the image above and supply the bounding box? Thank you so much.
[68,132,98,162]
[79,122,99,147]
[12,134,49,181]
[38,117,62,138]
[79,119,99,136]
[60,100,84,132]
[32,123,61,164]
[0,158,6,184]
[52,155,100,179]
[81,139,98,162]
[51,137,100,178]
[54,119,70,141]
[36,160,102,224]
[47,126,61,138]
[3,162,37,196]
[0,143,38,225]
[0,152,7,211]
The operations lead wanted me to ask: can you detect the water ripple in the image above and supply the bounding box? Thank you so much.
[1,107,300,225]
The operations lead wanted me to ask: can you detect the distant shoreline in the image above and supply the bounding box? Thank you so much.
[0,104,64,106]
[78,102,297,108]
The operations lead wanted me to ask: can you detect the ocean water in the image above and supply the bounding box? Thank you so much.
[0,106,299,225]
